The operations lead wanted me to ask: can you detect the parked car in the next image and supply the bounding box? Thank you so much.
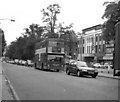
[110,64,113,69]
[14,59,19,64]
[21,60,27,66]
[93,63,103,68]
[104,63,112,69]
[26,60,34,67]
[66,61,98,78]
[8,60,15,64]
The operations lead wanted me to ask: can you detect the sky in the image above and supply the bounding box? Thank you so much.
[0,0,111,45]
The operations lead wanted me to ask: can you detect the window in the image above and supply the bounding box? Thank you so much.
[35,54,39,60]
[57,42,64,47]
[89,46,90,53]
[103,44,105,52]
[87,46,88,53]
[99,36,102,41]
[90,46,92,53]
[91,37,94,43]
[96,36,98,42]
[87,38,89,43]
[99,45,101,49]
[83,47,84,54]
[83,39,84,44]
[95,45,97,53]
[49,41,57,47]
[48,55,63,63]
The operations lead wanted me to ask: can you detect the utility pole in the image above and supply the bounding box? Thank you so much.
[113,22,120,76]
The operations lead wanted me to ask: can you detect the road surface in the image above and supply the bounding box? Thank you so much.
[2,62,119,100]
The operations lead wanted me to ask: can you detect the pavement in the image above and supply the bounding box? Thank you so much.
[0,63,2,101]
[0,62,15,101]
[97,68,120,79]
[0,62,120,101]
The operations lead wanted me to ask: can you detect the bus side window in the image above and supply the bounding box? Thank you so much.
[35,54,39,61]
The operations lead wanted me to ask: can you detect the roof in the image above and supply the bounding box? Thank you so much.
[82,24,103,33]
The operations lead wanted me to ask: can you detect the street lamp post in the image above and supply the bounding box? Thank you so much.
[0,19,15,22]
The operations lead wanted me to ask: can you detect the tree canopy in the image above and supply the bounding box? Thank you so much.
[41,4,61,34]
[5,24,44,60]
[5,4,78,60]
[0,29,6,56]
[102,0,120,42]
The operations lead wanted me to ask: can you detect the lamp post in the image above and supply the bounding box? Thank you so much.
[0,19,15,22]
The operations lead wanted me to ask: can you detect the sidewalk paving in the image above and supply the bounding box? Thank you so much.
[0,61,14,101]
[97,68,120,79]
[2,74,14,100]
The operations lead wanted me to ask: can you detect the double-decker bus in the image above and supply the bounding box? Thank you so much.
[34,38,65,72]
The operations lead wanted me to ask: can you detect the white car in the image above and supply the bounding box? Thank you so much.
[104,63,112,69]
[93,63,103,68]
[21,60,27,66]
[14,59,19,64]
[27,60,34,67]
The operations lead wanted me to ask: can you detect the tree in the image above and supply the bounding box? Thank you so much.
[5,41,17,59]
[57,23,78,57]
[24,24,44,41]
[0,29,6,56]
[41,4,61,36]
[5,23,45,60]
[102,0,120,42]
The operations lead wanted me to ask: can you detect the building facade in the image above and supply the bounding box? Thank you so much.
[78,24,107,63]
[0,29,3,57]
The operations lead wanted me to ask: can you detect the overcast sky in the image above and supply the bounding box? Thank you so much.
[0,0,111,45]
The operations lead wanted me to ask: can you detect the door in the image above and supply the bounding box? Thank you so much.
[69,62,77,74]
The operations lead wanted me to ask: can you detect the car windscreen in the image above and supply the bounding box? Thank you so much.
[77,61,88,67]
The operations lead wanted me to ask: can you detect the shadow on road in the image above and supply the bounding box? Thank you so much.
[35,68,63,73]
[69,73,97,79]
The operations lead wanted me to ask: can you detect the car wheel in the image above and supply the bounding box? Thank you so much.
[66,69,70,75]
[77,71,81,77]
[92,75,97,78]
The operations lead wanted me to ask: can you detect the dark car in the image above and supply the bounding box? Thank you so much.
[66,61,98,78]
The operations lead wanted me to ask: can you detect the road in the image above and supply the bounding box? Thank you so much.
[2,62,119,100]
